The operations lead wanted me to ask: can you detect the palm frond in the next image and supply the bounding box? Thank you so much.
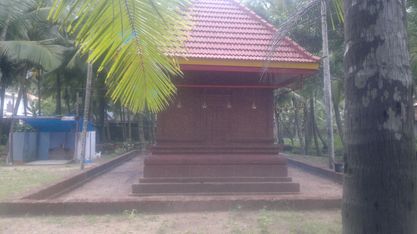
[0,0,36,29]
[49,0,189,112]
[0,40,66,71]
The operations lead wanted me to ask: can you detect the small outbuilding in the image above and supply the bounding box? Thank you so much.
[11,117,96,163]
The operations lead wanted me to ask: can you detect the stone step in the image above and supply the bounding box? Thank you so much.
[139,177,293,183]
[132,181,300,195]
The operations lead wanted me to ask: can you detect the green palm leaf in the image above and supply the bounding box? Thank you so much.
[0,40,66,71]
[49,0,189,112]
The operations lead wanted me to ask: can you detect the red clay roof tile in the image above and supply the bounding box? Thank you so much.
[170,0,320,63]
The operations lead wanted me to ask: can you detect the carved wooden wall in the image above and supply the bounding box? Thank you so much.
[155,88,275,149]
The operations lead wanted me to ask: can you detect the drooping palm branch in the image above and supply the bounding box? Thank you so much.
[49,0,189,113]
[0,40,67,71]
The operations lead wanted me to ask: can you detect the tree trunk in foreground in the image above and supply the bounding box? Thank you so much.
[343,0,417,233]
[80,63,93,170]
[321,0,335,168]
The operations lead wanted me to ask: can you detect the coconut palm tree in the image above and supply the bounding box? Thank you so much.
[0,0,68,115]
[49,0,188,113]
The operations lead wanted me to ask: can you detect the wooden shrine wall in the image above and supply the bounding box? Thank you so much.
[155,88,275,148]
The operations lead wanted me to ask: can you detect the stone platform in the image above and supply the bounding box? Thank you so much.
[132,154,300,195]
[0,154,342,215]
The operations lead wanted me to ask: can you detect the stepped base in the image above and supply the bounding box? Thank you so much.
[133,154,300,196]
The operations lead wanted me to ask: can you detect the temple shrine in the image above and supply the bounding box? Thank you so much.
[132,0,319,195]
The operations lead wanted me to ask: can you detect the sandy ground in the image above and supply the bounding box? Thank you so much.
[0,210,341,234]
[58,156,341,200]
[0,157,342,233]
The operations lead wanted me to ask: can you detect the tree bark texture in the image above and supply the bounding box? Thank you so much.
[321,0,335,168]
[343,0,417,233]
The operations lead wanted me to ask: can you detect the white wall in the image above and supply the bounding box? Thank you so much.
[2,91,36,117]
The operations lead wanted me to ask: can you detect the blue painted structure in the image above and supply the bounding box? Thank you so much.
[12,117,95,162]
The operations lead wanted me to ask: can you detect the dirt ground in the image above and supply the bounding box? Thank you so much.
[58,156,342,200]
[0,210,341,234]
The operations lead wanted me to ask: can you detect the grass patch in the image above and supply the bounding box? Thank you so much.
[0,164,78,200]
[0,210,341,233]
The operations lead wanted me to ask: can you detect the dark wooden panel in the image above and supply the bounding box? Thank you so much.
[155,88,275,151]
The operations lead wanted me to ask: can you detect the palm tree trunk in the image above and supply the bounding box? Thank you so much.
[64,87,71,114]
[127,110,132,142]
[0,86,5,143]
[303,104,311,155]
[137,113,145,148]
[80,63,93,170]
[343,0,417,232]
[321,0,335,168]
[37,75,41,116]
[22,85,28,117]
[55,73,62,115]
[292,97,304,152]
[333,100,345,147]
[0,86,5,118]
[6,88,22,164]
[312,111,327,149]
[310,98,320,156]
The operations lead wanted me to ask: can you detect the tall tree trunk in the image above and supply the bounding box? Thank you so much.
[275,110,284,144]
[343,0,417,233]
[22,84,28,117]
[310,98,320,156]
[292,97,304,153]
[120,104,126,141]
[333,100,345,148]
[80,63,93,170]
[137,113,145,146]
[64,87,71,114]
[312,111,327,149]
[321,0,335,168]
[0,15,10,143]
[37,75,41,116]
[55,73,62,115]
[0,86,5,143]
[105,116,111,142]
[333,100,345,147]
[97,76,106,142]
[127,110,132,142]
[6,88,22,164]
[303,104,312,155]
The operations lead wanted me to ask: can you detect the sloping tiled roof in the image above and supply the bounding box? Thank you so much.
[169,0,320,64]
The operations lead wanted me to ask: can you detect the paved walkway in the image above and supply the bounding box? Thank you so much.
[57,156,341,201]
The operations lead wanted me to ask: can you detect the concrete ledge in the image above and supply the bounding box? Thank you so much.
[0,197,341,215]
[21,150,139,200]
[284,155,343,184]
[132,182,300,195]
